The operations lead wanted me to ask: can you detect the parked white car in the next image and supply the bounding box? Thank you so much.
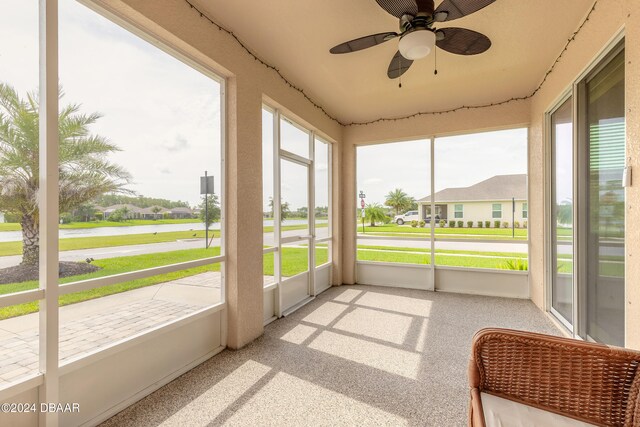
[393,210,420,225]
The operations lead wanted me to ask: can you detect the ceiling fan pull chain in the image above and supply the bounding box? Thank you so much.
[398,56,403,88]
[434,47,438,75]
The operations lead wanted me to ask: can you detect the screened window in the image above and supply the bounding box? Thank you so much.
[522,202,528,219]
[492,204,502,219]
[454,204,463,219]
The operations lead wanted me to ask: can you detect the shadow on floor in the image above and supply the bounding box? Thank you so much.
[100,285,560,427]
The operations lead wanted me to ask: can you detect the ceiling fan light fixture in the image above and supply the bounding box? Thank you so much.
[398,29,435,60]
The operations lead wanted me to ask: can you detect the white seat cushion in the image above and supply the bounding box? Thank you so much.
[481,392,597,427]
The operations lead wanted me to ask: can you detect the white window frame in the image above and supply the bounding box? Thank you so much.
[454,204,463,219]
[262,104,334,319]
[492,203,503,219]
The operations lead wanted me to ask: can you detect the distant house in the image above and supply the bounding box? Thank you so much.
[168,207,194,219]
[417,174,528,225]
[138,205,170,219]
[102,204,142,220]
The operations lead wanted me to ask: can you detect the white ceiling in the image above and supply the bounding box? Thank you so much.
[194,0,593,124]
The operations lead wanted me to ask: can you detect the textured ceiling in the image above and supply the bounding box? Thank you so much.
[193,0,593,124]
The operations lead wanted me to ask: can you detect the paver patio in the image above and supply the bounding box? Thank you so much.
[0,272,273,385]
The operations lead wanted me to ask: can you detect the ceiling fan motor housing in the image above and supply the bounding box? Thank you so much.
[399,28,436,60]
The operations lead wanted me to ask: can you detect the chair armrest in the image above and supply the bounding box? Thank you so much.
[469,328,640,427]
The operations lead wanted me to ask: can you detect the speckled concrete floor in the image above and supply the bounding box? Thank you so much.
[100,285,560,427]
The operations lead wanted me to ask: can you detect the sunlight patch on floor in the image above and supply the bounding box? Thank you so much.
[356,292,433,317]
[308,330,421,379]
[333,307,413,345]
[332,288,362,303]
[225,371,408,426]
[279,324,317,345]
[162,360,271,426]
[302,301,348,326]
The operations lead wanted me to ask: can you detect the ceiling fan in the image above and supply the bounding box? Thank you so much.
[330,0,495,79]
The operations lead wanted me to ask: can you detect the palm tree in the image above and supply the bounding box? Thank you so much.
[385,188,414,216]
[365,203,388,227]
[0,83,131,266]
[151,206,162,219]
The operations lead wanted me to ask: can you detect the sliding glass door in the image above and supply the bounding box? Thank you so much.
[582,49,625,346]
[549,43,625,346]
[550,97,574,327]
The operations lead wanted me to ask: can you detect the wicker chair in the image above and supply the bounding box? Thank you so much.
[468,328,640,427]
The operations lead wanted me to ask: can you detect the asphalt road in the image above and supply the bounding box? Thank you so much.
[1,231,619,269]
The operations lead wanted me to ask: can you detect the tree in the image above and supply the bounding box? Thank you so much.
[199,194,220,228]
[72,203,96,222]
[385,188,414,215]
[365,203,388,227]
[0,83,131,266]
[268,197,291,222]
[151,206,162,220]
[556,200,573,226]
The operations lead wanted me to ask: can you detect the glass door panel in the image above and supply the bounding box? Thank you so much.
[585,50,625,346]
[280,159,309,238]
[280,158,311,310]
[314,139,330,241]
[551,97,574,325]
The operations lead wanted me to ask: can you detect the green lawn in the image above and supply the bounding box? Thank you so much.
[0,245,329,320]
[0,218,202,232]
[357,247,525,269]
[0,247,222,319]
[0,230,218,257]
[0,223,327,257]
[358,224,529,240]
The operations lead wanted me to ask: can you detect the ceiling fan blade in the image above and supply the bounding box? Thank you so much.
[387,50,414,79]
[375,0,419,18]
[330,32,398,54]
[436,27,491,55]
[434,0,496,22]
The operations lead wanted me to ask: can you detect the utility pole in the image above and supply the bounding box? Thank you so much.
[201,171,214,249]
[512,197,515,239]
[205,171,209,248]
[359,191,366,234]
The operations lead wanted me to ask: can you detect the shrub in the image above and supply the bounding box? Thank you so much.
[419,220,426,228]
[503,221,509,228]
[494,220,501,228]
[411,220,419,228]
[383,215,392,224]
[4,212,21,223]
[449,220,456,228]
[108,211,123,222]
[502,259,528,271]
[514,221,520,228]
[523,221,528,229]
[163,212,171,219]
[467,221,473,228]
[60,213,73,224]
[485,220,491,228]
[477,221,483,228]
[457,220,463,228]
[439,219,446,227]
[95,212,104,221]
